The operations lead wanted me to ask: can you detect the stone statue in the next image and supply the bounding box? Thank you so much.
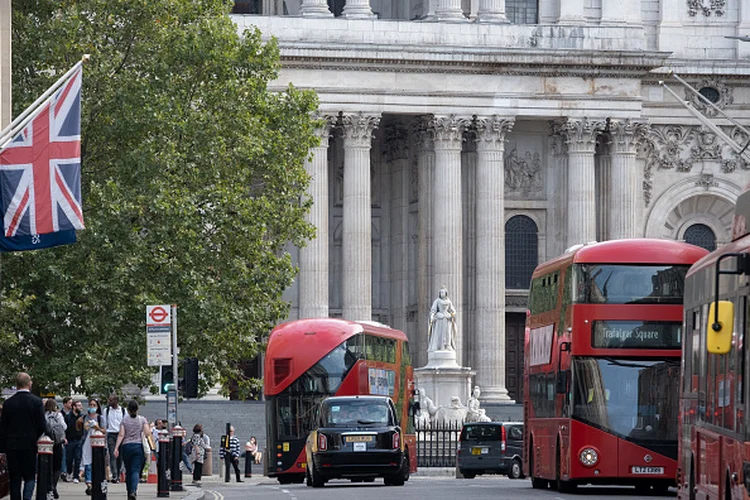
[427,287,457,352]
[415,388,439,428]
[465,386,491,423]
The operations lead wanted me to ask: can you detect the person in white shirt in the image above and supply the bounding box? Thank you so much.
[104,394,125,483]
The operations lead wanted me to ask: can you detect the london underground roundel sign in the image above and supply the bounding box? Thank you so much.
[146,305,171,326]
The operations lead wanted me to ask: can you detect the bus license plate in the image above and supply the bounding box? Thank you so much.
[471,447,489,455]
[631,466,664,475]
[346,436,373,443]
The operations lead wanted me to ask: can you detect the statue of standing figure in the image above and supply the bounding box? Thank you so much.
[427,287,457,352]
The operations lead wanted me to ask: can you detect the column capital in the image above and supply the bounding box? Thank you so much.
[340,112,381,148]
[608,119,649,155]
[312,113,336,147]
[429,115,472,150]
[559,117,607,153]
[474,116,515,150]
[383,124,409,163]
[412,116,435,151]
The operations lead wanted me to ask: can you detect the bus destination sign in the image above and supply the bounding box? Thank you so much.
[592,320,682,349]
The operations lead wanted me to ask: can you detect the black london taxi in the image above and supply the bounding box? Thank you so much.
[457,421,524,479]
[304,395,410,487]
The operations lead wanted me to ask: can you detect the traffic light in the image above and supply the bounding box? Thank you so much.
[160,365,174,394]
[182,357,199,399]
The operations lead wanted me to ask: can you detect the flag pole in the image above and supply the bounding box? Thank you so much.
[0,55,90,149]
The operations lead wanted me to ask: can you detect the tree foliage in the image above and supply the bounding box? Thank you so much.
[2,0,319,398]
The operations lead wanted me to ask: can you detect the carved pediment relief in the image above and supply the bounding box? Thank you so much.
[504,148,544,198]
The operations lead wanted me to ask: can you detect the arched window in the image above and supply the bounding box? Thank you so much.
[684,224,717,252]
[505,215,539,290]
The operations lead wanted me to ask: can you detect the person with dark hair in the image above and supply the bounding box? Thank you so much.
[64,400,84,483]
[219,426,243,482]
[189,424,209,485]
[80,398,105,495]
[59,397,72,482]
[114,400,152,500]
[44,399,67,499]
[0,372,46,500]
[103,394,125,483]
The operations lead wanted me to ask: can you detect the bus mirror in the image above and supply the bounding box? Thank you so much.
[556,371,568,394]
[707,300,734,354]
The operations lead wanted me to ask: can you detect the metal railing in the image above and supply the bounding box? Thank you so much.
[415,421,461,468]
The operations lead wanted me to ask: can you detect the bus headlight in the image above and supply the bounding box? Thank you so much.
[579,447,599,467]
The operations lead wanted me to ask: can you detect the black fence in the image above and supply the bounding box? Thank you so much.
[415,421,461,468]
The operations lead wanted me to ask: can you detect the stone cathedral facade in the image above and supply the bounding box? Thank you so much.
[230,0,750,403]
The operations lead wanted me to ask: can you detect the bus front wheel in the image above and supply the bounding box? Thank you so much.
[555,444,577,493]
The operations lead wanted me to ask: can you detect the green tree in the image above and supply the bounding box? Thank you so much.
[2,0,319,398]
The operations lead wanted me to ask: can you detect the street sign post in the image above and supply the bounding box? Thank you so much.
[147,305,172,366]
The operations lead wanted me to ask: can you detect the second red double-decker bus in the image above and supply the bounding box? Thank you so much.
[264,318,417,484]
[523,239,708,494]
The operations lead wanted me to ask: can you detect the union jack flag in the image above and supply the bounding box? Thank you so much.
[0,66,84,238]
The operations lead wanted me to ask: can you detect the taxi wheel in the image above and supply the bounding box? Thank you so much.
[310,463,325,488]
[399,453,410,482]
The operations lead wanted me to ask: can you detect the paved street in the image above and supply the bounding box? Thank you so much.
[200,474,677,500]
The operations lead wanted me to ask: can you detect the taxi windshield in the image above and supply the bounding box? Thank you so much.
[322,400,390,427]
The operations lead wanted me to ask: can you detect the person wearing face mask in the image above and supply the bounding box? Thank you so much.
[78,398,104,496]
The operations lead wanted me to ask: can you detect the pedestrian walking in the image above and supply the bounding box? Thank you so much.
[0,372,46,500]
[80,398,105,495]
[189,424,208,485]
[114,400,153,500]
[44,399,67,499]
[219,426,243,483]
[64,400,84,483]
[59,397,72,482]
[103,394,125,483]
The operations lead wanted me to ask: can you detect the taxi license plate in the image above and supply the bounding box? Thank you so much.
[345,436,373,443]
[471,447,489,455]
[631,466,664,475]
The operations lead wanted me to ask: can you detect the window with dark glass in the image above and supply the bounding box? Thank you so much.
[506,215,539,290]
[573,264,689,305]
[684,223,717,252]
[506,0,538,23]
[232,0,261,13]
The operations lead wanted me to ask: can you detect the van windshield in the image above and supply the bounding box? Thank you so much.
[462,425,501,440]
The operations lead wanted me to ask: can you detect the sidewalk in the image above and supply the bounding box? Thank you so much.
[56,479,203,499]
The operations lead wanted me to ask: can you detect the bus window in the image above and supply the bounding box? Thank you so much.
[574,264,689,305]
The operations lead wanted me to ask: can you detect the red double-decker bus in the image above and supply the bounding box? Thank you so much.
[263,318,417,484]
[523,239,708,494]
[676,188,750,500]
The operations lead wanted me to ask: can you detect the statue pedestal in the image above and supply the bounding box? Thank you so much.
[415,350,475,412]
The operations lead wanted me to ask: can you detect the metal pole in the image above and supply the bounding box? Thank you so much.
[171,304,178,426]
[157,430,170,497]
[91,430,107,500]
[170,425,185,491]
[224,423,231,482]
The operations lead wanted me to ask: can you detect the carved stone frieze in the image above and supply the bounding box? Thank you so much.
[504,148,544,195]
[340,112,381,148]
[429,115,472,149]
[687,0,725,17]
[608,119,648,154]
[721,126,750,173]
[474,116,515,149]
[696,172,719,191]
[644,125,695,172]
[690,127,722,161]
[559,118,606,153]
[686,78,732,117]
[548,120,567,156]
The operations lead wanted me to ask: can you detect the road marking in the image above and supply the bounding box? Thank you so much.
[206,491,224,500]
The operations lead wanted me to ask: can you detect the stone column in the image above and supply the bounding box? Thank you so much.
[476,0,509,22]
[608,119,645,240]
[658,0,683,53]
[386,125,410,333]
[435,0,468,21]
[600,0,625,24]
[300,0,333,17]
[596,136,611,242]
[415,118,435,368]
[342,0,375,19]
[562,118,606,248]
[0,0,10,129]
[558,0,585,23]
[738,0,750,58]
[340,112,380,321]
[299,116,335,319]
[430,115,470,364]
[474,116,515,403]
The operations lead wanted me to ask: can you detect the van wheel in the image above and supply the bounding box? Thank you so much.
[509,458,523,479]
[463,471,476,479]
[529,443,547,489]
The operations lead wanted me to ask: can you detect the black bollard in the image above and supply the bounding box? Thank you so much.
[170,425,185,492]
[36,435,54,500]
[91,430,107,500]
[223,423,231,483]
[244,441,253,478]
[157,430,170,498]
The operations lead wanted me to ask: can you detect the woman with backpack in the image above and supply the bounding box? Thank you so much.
[189,424,208,485]
[44,399,67,499]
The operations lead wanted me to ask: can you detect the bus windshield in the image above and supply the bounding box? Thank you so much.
[574,264,689,305]
[572,357,680,443]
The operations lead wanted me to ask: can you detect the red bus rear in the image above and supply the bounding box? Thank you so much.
[523,239,708,494]
[264,318,417,484]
